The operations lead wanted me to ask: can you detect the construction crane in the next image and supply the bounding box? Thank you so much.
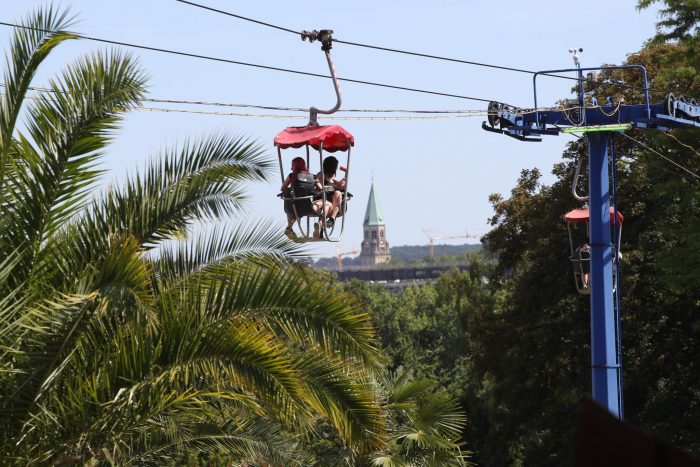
[422,230,480,258]
[336,246,359,272]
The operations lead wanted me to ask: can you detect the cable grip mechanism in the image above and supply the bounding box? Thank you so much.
[301,29,334,51]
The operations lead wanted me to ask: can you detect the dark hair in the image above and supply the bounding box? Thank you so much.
[290,156,308,186]
[322,156,338,179]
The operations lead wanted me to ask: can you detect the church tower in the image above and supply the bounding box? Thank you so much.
[359,181,391,267]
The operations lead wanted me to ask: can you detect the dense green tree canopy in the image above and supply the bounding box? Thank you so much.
[0,6,385,464]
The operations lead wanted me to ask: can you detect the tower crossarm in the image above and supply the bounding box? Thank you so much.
[483,63,699,141]
[483,98,700,142]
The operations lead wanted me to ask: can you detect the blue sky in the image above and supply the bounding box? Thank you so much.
[1,1,662,258]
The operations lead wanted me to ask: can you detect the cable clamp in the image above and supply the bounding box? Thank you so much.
[301,29,334,51]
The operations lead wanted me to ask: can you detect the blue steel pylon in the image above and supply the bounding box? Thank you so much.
[587,131,620,416]
[482,60,700,417]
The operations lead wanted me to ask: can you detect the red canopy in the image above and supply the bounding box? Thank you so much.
[274,125,354,152]
[564,207,624,224]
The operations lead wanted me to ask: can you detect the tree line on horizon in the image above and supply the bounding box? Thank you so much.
[314,244,484,270]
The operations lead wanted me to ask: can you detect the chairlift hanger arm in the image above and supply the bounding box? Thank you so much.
[302,29,342,126]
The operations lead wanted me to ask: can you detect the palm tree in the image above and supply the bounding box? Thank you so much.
[0,6,384,464]
[369,370,470,467]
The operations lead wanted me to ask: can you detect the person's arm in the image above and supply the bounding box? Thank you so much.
[315,173,323,191]
[336,166,347,189]
[281,174,291,191]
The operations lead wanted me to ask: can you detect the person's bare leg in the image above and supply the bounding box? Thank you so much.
[329,191,342,220]
[285,214,297,239]
[322,202,332,225]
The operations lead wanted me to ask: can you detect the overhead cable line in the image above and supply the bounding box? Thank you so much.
[0,21,496,104]
[175,0,649,95]
[11,83,616,119]
[138,107,487,120]
[617,153,695,182]
[5,83,491,114]
[175,0,301,35]
[146,97,489,114]
[8,90,492,119]
[620,132,700,181]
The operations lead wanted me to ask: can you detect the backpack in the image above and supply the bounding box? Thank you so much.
[283,172,317,217]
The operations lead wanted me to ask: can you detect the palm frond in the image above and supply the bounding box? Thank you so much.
[295,347,385,452]
[0,5,76,173]
[370,369,470,466]
[2,293,96,444]
[371,454,409,467]
[0,7,386,462]
[22,48,146,236]
[189,262,381,367]
[2,49,146,297]
[151,220,307,287]
[123,415,296,466]
[92,133,271,249]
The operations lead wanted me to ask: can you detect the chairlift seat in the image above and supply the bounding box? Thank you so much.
[283,173,317,217]
[565,207,624,295]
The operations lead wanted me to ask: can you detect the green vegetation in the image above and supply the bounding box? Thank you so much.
[0,1,698,465]
[346,1,700,464]
[0,6,385,464]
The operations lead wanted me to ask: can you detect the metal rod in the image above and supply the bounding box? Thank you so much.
[337,136,351,241]
[277,147,285,184]
[306,145,310,236]
[319,142,328,240]
[309,49,342,125]
[572,150,589,202]
[533,65,650,129]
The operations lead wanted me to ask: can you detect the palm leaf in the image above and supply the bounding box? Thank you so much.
[151,220,307,287]
[95,132,271,248]
[0,5,76,180]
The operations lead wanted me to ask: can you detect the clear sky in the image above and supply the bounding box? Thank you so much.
[1,0,662,258]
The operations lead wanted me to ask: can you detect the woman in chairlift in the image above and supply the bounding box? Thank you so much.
[316,156,347,229]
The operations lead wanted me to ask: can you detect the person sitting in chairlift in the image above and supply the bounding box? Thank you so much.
[576,243,623,289]
[315,156,347,231]
[281,157,331,239]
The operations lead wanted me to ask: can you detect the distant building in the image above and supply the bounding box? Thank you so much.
[359,181,391,267]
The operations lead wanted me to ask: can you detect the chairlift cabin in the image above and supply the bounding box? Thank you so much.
[565,207,624,295]
[275,28,353,243]
[275,124,354,242]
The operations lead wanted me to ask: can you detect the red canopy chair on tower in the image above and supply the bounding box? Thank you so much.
[565,207,624,295]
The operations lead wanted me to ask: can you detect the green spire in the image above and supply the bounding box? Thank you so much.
[364,181,384,226]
